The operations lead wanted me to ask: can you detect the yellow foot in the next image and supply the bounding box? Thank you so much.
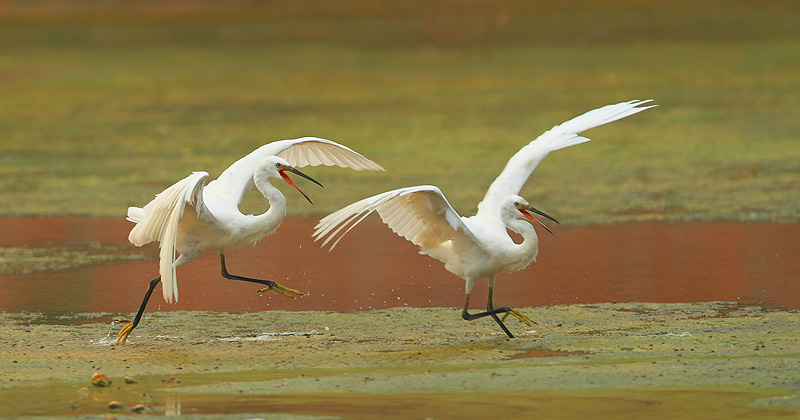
[500,309,536,326]
[114,322,134,345]
[257,283,304,299]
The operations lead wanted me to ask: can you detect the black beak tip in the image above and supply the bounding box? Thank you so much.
[290,167,323,188]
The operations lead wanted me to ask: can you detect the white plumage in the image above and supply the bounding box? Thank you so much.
[204,137,384,206]
[128,137,384,304]
[127,171,208,303]
[314,100,655,337]
[115,137,384,345]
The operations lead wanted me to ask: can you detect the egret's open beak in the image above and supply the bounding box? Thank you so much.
[519,205,559,235]
[279,166,323,204]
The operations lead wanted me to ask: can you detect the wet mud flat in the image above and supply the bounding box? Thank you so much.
[1,302,799,419]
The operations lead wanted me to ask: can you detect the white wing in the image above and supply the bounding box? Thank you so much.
[127,171,209,304]
[476,100,656,217]
[313,185,476,251]
[204,137,385,204]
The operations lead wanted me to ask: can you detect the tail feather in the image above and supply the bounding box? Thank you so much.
[126,171,209,304]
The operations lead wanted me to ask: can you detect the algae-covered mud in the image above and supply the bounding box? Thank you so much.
[1,303,798,419]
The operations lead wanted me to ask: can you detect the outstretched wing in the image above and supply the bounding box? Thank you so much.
[313,185,476,251]
[476,100,656,217]
[204,137,385,204]
[127,171,209,304]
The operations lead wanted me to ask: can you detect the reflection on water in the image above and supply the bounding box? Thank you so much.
[0,217,798,313]
[165,397,181,417]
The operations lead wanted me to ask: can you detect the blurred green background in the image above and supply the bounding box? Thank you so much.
[1,0,798,223]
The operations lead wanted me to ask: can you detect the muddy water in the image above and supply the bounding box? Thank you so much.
[0,217,797,313]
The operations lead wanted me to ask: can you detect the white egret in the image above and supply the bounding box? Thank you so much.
[115,137,384,344]
[313,100,655,338]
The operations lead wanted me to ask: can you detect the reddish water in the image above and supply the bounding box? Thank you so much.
[0,217,797,313]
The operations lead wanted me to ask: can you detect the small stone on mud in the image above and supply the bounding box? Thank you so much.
[107,400,124,409]
[130,403,147,413]
[92,372,111,387]
[124,376,137,384]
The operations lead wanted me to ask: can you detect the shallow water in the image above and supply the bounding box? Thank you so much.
[0,217,798,314]
[4,382,795,420]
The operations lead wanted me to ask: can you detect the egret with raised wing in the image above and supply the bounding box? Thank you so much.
[115,137,384,344]
[313,101,655,338]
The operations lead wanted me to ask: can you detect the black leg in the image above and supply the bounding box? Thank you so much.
[486,286,516,338]
[115,276,161,345]
[461,286,536,338]
[460,293,516,338]
[490,313,515,338]
[219,251,303,298]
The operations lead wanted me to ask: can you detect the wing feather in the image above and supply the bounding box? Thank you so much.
[313,185,476,251]
[127,171,209,304]
[476,100,656,217]
[204,137,384,204]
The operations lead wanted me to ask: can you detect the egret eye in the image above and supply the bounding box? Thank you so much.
[514,202,520,207]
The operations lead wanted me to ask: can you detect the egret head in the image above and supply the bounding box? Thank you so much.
[505,195,559,235]
[256,156,323,204]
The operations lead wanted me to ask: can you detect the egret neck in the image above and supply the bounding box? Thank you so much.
[500,206,540,271]
[247,168,288,244]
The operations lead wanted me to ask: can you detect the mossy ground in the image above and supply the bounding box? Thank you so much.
[1,303,798,419]
[0,245,148,274]
[1,1,798,222]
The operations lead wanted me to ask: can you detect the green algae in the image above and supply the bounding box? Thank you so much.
[0,303,798,418]
[1,2,799,223]
[0,245,149,274]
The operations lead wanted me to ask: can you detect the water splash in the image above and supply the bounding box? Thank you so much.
[90,319,126,345]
